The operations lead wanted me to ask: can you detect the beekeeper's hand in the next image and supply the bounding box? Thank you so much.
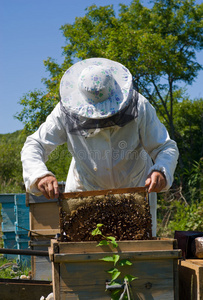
[145,171,166,193]
[36,175,59,199]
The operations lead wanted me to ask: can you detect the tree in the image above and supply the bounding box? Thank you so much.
[15,0,203,139]
[173,98,203,198]
[16,90,56,133]
[0,131,26,192]
[10,1,203,233]
[59,0,203,140]
[173,98,203,166]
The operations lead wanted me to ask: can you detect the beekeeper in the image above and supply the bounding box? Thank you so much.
[21,57,179,236]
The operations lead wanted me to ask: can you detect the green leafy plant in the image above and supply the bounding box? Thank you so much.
[0,257,31,279]
[92,224,137,300]
[168,200,203,233]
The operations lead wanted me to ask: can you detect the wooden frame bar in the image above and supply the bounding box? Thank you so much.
[59,186,148,200]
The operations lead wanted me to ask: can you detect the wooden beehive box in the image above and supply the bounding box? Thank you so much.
[179,259,203,300]
[27,193,61,280]
[49,187,181,299]
[49,238,181,300]
[0,278,52,300]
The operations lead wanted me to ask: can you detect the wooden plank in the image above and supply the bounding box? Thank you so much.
[60,186,148,200]
[32,256,52,281]
[58,239,176,254]
[30,238,55,281]
[179,259,203,300]
[31,255,35,282]
[51,242,60,300]
[29,202,59,230]
[29,201,59,282]
[59,259,174,288]
[28,193,58,204]
[50,240,180,299]
[51,238,60,250]
[0,194,15,203]
[173,258,179,300]
[52,262,60,300]
[53,250,182,263]
[59,279,175,300]
[188,259,203,267]
[59,258,175,300]
[0,279,52,300]
[29,229,59,237]
[29,240,51,247]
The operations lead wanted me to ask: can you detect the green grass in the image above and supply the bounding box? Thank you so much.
[0,256,31,279]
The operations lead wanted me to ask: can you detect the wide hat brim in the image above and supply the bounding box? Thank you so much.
[60,58,133,119]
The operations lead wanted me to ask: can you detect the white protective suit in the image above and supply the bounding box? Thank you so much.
[21,93,179,236]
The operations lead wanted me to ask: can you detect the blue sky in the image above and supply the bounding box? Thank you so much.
[0,0,202,134]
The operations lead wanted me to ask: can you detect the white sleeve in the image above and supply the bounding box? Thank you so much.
[138,96,179,191]
[21,103,67,195]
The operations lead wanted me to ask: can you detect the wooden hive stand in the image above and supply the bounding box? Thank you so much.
[49,187,182,300]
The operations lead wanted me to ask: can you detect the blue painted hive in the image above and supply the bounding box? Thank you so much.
[0,194,17,259]
[0,193,30,265]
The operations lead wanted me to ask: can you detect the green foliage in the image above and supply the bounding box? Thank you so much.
[0,130,71,192]
[157,159,203,237]
[0,257,31,279]
[15,0,203,139]
[0,131,26,193]
[168,200,203,232]
[15,89,59,134]
[59,0,203,139]
[0,180,24,194]
[173,98,203,167]
[184,159,203,201]
[92,224,137,300]
[92,224,118,248]
[158,199,203,237]
[4,1,203,237]
[0,143,22,181]
[158,97,203,190]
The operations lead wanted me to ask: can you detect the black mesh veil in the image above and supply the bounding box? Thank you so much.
[60,89,139,136]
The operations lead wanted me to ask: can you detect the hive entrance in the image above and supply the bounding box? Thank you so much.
[59,187,152,242]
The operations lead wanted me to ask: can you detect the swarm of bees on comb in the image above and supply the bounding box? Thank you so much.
[60,193,152,242]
